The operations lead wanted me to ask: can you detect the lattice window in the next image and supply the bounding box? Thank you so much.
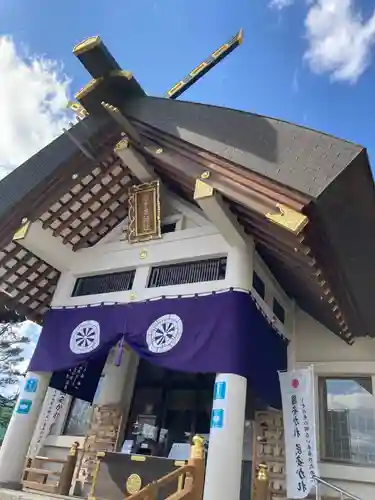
[72,270,136,297]
[147,257,227,288]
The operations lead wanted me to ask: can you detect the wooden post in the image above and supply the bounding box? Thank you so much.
[57,441,80,495]
[186,435,205,500]
[254,463,270,500]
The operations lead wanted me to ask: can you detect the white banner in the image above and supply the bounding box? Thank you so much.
[279,367,319,499]
[28,389,66,457]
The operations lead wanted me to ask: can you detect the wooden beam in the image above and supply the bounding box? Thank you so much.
[194,173,248,248]
[114,138,155,183]
[101,102,142,145]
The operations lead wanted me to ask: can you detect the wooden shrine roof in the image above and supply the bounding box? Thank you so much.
[0,37,374,343]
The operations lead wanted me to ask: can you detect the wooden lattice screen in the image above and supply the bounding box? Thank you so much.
[76,404,123,488]
[252,409,286,500]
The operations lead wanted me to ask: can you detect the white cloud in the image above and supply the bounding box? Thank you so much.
[269,0,295,9]
[304,0,375,83]
[292,68,300,92]
[328,393,375,410]
[0,36,72,178]
[269,0,375,83]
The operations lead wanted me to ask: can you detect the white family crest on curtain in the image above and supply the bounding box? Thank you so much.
[279,367,319,499]
[146,314,183,353]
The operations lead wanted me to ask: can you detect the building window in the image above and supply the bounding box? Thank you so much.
[273,298,285,324]
[252,272,265,299]
[320,377,375,465]
[148,258,227,288]
[72,270,135,297]
[63,398,93,436]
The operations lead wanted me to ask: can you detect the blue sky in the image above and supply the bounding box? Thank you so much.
[1,0,375,169]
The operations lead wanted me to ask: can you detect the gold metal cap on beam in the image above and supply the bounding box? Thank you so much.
[13,220,30,242]
[265,204,308,234]
[237,28,244,45]
[194,178,214,200]
[73,36,101,55]
[114,137,129,152]
[75,78,103,100]
[110,70,133,80]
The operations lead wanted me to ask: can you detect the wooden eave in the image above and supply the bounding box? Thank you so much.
[0,242,59,323]
[130,119,355,341]
[0,106,371,343]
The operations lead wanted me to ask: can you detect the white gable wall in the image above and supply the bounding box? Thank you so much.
[52,196,290,340]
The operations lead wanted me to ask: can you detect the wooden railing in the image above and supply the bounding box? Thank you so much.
[22,441,79,495]
[127,436,205,500]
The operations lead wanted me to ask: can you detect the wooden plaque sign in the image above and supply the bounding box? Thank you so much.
[128,181,161,243]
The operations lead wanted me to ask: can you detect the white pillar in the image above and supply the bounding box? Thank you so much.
[204,244,253,500]
[0,371,51,489]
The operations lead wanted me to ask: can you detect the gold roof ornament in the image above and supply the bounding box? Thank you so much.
[265,204,308,234]
[67,101,89,119]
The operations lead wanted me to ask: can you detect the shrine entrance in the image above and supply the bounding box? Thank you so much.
[123,359,215,458]
[118,359,270,500]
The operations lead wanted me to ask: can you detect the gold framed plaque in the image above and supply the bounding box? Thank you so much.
[128,180,161,244]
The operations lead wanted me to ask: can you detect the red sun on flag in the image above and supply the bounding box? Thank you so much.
[292,379,299,389]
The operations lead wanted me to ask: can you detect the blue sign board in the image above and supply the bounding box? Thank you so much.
[16,399,32,415]
[211,408,224,429]
[213,381,226,401]
[24,378,38,393]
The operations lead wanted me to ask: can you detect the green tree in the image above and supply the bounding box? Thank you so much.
[0,320,29,441]
[0,322,29,389]
[0,394,16,431]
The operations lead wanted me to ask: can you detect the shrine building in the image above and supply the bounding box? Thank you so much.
[0,35,374,500]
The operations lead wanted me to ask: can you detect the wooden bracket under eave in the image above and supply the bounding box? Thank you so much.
[265,204,308,234]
